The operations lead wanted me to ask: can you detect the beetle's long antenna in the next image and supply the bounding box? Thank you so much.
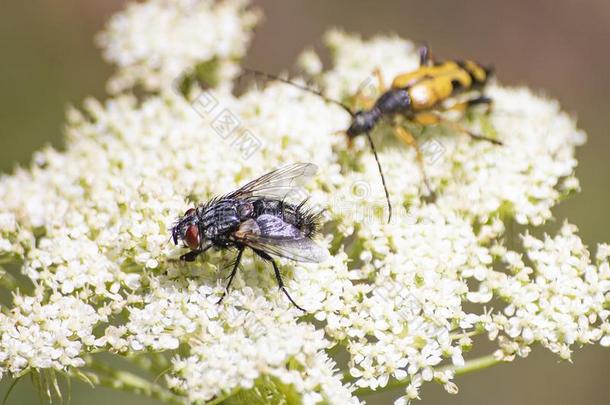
[241,68,391,223]
[240,68,354,115]
[365,131,392,223]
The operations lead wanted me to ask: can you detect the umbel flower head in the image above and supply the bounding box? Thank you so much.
[0,0,608,404]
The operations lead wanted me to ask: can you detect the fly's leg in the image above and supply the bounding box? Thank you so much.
[180,244,212,262]
[254,250,306,312]
[394,125,434,196]
[271,258,306,312]
[217,247,244,304]
[180,250,202,262]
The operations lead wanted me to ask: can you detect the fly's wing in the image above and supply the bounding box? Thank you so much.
[233,215,329,263]
[227,163,317,201]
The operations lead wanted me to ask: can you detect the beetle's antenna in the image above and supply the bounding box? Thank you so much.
[365,131,392,223]
[240,68,354,115]
[240,68,391,223]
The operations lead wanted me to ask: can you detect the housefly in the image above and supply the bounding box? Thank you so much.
[171,163,329,311]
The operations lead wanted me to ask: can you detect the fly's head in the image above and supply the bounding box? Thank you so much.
[172,207,202,250]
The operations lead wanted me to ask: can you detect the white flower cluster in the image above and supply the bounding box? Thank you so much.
[0,1,608,404]
[163,287,359,404]
[485,223,610,360]
[96,0,260,93]
[321,205,486,391]
[0,294,100,377]
[0,211,27,258]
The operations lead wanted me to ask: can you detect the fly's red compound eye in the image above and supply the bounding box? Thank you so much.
[184,208,196,216]
[184,224,200,249]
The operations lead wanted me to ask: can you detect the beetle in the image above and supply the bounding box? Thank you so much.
[242,44,502,221]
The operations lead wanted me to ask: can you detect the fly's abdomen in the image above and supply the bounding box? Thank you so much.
[250,198,320,237]
[252,198,285,218]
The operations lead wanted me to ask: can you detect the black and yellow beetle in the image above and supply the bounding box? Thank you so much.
[243,44,502,222]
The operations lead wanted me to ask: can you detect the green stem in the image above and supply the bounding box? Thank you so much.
[451,354,500,376]
[353,354,502,396]
[71,362,183,404]
[125,351,172,378]
[450,329,482,341]
[0,268,19,290]
[205,387,241,405]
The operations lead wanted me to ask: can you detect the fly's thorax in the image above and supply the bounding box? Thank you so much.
[200,199,242,239]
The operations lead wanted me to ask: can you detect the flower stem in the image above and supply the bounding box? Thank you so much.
[452,354,500,376]
[71,361,183,404]
[205,387,241,405]
[353,354,502,396]
[125,351,172,378]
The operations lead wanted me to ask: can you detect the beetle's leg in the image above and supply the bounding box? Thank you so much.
[254,249,306,312]
[394,125,433,196]
[217,247,244,304]
[412,111,443,126]
[452,122,503,145]
[443,95,493,115]
[466,95,493,113]
[419,43,435,67]
[429,108,502,145]
[351,90,375,111]
[350,67,386,110]
[373,67,386,93]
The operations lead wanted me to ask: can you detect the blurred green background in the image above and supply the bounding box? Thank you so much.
[1,0,608,404]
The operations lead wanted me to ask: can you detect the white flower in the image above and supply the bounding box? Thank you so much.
[0,294,100,373]
[164,288,359,403]
[97,0,260,93]
[0,0,607,403]
[483,222,610,359]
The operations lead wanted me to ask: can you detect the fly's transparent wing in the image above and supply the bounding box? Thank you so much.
[233,215,329,263]
[228,163,317,201]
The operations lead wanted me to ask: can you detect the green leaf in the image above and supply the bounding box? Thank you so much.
[2,376,23,405]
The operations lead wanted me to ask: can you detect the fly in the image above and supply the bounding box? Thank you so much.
[171,163,328,311]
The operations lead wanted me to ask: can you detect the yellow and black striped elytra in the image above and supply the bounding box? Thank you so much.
[242,44,502,222]
[346,45,498,140]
